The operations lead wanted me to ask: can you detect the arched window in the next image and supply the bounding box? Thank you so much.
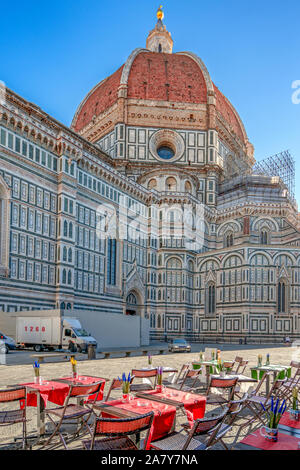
[206,283,216,315]
[278,280,287,313]
[63,221,68,237]
[107,238,117,285]
[185,181,192,193]
[158,43,162,53]
[68,248,72,263]
[260,230,268,245]
[63,247,67,261]
[165,177,177,191]
[148,179,157,190]
[60,302,65,310]
[157,314,161,328]
[225,233,234,247]
[67,270,72,285]
[69,222,73,238]
[62,269,66,284]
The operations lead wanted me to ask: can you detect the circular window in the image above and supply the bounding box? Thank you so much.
[157,145,175,160]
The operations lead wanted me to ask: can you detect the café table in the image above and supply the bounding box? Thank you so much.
[234,427,300,450]
[19,375,106,439]
[250,364,291,394]
[94,396,177,450]
[135,387,206,427]
[278,411,300,438]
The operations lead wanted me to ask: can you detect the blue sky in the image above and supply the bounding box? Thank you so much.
[1,0,300,202]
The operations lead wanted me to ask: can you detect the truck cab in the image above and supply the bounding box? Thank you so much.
[62,318,97,352]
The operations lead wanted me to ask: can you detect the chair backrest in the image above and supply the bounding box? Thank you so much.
[232,356,243,373]
[252,371,269,396]
[104,378,122,402]
[183,409,227,450]
[131,369,158,379]
[207,377,238,401]
[223,361,235,369]
[176,364,189,383]
[0,386,26,403]
[209,377,238,389]
[69,381,104,402]
[238,360,248,375]
[91,412,154,450]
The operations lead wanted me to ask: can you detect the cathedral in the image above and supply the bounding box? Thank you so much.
[0,8,299,342]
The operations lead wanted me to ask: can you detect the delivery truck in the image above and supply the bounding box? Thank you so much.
[0,309,97,353]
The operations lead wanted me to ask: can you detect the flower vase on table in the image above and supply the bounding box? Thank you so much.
[33,361,42,384]
[289,387,300,421]
[258,355,263,368]
[260,396,287,442]
[120,372,131,402]
[148,355,152,367]
[266,354,270,366]
[156,367,163,392]
[70,357,77,379]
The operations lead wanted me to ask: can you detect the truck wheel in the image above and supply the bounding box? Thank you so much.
[34,344,43,352]
[68,342,77,353]
[0,345,8,354]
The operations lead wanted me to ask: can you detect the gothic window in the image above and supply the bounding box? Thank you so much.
[68,248,72,263]
[63,221,68,237]
[63,247,67,261]
[107,238,117,285]
[62,269,66,284]
[260,230,268,245]
[278,280,287,313]
[206,283,216,315]
[158,43,162,53]
[225,232,234,248]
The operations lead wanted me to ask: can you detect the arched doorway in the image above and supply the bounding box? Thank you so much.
[126,292,138,316]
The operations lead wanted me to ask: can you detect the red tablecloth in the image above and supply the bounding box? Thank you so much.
[241,428,300,450]
[20,375,106,408]
[101,397,177,450]
[278,411,300,437]
[20,381,70,408]
[141,387,206,427]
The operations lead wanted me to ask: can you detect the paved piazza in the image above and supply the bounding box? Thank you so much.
[0,344,298,449]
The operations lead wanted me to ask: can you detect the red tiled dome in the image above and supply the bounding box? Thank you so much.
[72,49,246,145]
[127,51,207,103]
[73,65,124,133]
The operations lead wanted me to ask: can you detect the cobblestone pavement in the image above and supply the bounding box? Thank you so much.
[0,344,298,450]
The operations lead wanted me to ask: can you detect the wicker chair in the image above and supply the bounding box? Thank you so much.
[82,412,154,450]
[0,386,28,450]
[40,380,104,450]
[205,376,238,407]
[130,369,158,392]
[150,409,228,450]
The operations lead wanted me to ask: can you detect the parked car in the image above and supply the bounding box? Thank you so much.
[0,332,17,354]
[168,338,191,353]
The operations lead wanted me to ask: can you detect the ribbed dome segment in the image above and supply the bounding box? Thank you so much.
[127,52,207,103]
[73,65,124,133]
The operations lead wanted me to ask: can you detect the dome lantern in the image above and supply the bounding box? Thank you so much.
[146,6,173,53]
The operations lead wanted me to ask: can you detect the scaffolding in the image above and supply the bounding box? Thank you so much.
[253,150,295,200]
